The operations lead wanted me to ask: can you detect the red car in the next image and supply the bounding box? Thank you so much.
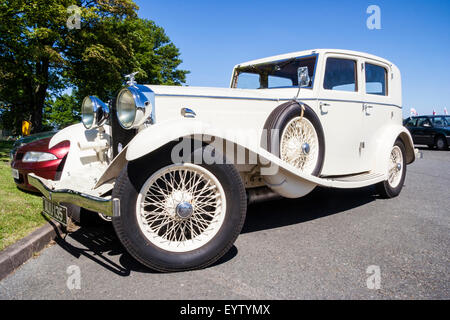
[11,137,70,192]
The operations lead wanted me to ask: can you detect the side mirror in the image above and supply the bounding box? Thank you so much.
[297,67,310,88]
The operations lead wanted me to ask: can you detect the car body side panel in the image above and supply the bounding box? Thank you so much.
[122,119,405,196]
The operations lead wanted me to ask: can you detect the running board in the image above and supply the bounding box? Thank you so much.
[319,172,386,188]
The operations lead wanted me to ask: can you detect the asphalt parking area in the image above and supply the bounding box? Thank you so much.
[0,149,449,299]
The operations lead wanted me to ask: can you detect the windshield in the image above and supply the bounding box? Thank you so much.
[232,55,317,89]
[432,116,450,127]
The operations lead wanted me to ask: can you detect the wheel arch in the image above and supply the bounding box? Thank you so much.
[372,124,415,176]
[398,130,416,164]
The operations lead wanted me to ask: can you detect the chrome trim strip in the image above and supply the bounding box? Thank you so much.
[155,93,402,109]
[316,98,402,109]
[28,174,113,217]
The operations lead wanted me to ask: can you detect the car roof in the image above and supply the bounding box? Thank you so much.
[235,49,394,68]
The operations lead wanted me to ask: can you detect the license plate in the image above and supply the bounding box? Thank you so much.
[42,198,68,226]
[12,168,19,180]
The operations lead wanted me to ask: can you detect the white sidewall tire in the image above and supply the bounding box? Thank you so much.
[112,143,247,272]
[376,139,407,199]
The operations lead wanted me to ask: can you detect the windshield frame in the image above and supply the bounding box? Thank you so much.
[231,53,319,90]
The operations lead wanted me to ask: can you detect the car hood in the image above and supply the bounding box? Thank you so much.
[13,131,56,147]
[17,137,69,159]
[145,84,315,101]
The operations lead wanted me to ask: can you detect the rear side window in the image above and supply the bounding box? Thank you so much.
[323,58,357,92]
[365,63,387,96]
[432,116,447,127]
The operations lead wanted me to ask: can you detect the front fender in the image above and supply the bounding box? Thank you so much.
[123,119,325,197]
[126,119,213,161]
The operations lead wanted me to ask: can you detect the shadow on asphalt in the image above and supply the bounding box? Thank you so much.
[243,186,377,234]
[51,185,377,276]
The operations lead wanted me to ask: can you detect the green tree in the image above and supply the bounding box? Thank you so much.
[43,93,80,129]
[0,0,188,133]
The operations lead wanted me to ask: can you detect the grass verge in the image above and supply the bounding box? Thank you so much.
[0,141,46,251]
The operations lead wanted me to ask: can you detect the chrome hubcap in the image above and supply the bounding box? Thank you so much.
[388,146,403,188]
[301,142,310,154]
[176,202,194,219]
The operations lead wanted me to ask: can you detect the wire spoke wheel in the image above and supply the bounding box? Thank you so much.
[136,163,226,253]
[280,116,319,174]
[387,145,403,188]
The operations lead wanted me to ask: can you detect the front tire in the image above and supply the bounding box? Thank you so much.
[112,146,247,272]
[376,139,407,198]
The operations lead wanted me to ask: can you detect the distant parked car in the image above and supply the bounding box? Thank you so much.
[9,131,57,161]
[404,115,450,150]
[11,137,70,192]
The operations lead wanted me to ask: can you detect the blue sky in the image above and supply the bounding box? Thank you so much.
[135,0,450,117]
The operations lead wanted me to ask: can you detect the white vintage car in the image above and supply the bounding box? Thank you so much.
[30,49,417,272]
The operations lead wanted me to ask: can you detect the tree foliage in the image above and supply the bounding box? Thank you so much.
[0,0,188,133]
[43,93,80,129]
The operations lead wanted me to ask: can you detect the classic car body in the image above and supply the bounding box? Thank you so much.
[29,49,417,271]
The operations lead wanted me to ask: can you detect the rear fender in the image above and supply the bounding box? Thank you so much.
[372,124,415,175]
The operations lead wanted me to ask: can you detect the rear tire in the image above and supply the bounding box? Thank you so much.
[435,136,448,150]
[376,139,407,199]
[112,145,247,272]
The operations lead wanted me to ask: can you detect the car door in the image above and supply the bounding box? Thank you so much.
[360,59,396,165]
[317,54,369,175]
[415,117,434,145]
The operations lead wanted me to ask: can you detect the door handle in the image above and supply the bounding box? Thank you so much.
[363,104,373,114]
[319,101,330,113]
[181,107,196,118]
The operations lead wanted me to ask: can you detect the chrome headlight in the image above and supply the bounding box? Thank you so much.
[81,96,110,129]
[116,85,154,130]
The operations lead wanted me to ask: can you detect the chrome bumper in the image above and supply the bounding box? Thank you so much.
[28,173,117,217]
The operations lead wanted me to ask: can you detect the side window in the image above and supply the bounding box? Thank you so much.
[417,117,432,127]
[323,58,357,92]
[432,117,445,127]
[236,73,260,89]
[365,63,387,96]
[404,118,417,127]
